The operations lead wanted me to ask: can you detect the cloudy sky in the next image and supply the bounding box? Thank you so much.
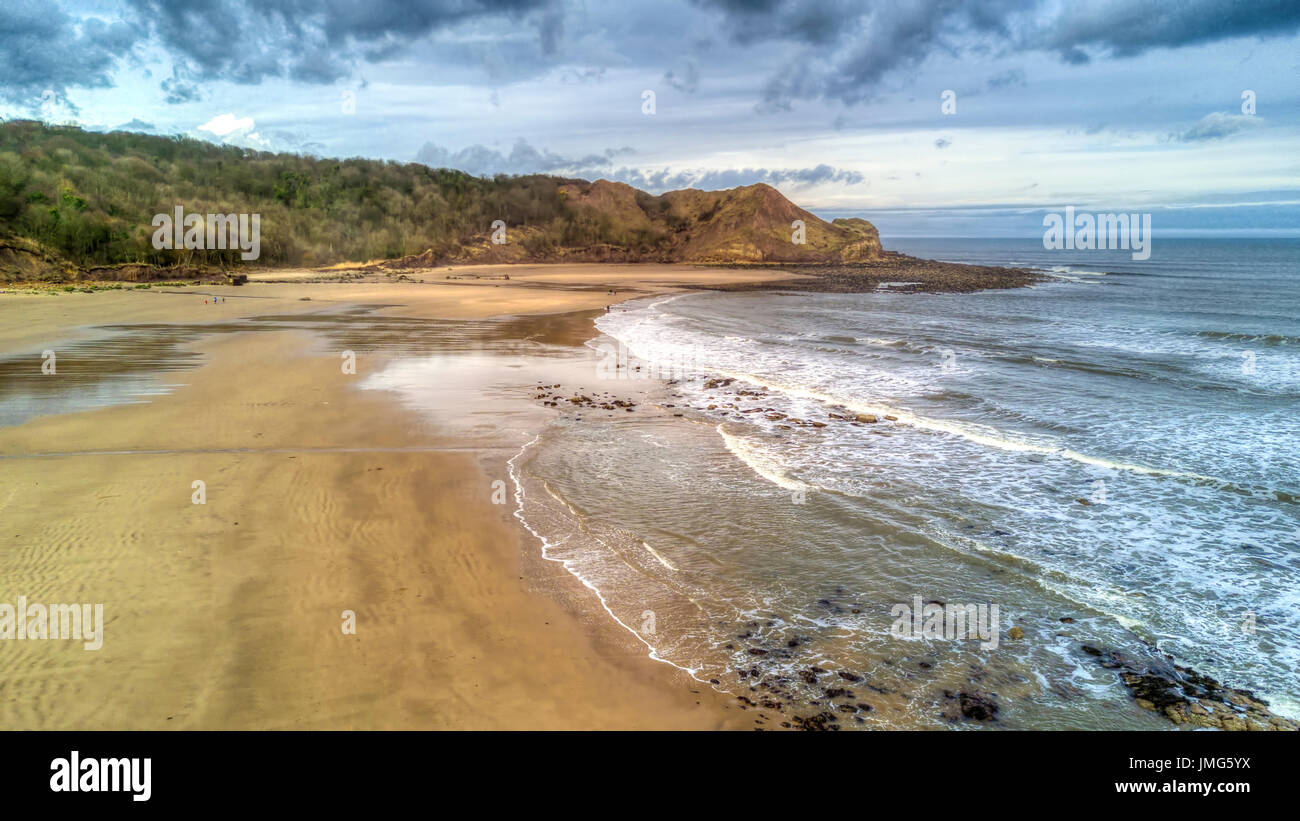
[3,0,1299,236]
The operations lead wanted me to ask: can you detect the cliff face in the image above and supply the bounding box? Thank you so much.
[378,179,883,269]
[556,180,882,264]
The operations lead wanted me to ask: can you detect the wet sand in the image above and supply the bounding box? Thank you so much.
[0,265,788,729]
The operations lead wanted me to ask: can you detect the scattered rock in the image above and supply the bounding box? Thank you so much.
[789,711,840,731]
[941,690,999,722]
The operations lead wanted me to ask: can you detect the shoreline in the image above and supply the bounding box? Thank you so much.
[1,253,1043,296]
[4,264,1293,731]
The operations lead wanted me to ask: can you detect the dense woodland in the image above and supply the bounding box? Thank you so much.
[0,121,667,268]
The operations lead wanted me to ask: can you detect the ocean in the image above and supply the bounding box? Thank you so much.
[510,238,1300,729]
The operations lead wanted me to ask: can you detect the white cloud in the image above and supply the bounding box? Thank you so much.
[197,113,255,137]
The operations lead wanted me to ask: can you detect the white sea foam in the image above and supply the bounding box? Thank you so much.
[717,423,810,492]
[710,369,1220,483]
[643,541,679,572]
[507,435,715,683]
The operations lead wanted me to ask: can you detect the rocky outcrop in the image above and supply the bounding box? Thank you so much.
[1082,644,1299,730]
[830,218,883,262]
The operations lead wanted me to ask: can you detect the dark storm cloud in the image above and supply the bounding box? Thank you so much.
[693,0,1300,107]
[416,139,863,191]
[160,68,202,104]
[0,0,560,105]
[1038,0,1300,60]
[538,5,564,56]
[696,0,845,46]
[7,0,1300,113]
[695,0,1032,108]
[124,0,557,90]
[0,1,139,105]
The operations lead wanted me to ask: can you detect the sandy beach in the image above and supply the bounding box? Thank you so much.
[0,264,792,730]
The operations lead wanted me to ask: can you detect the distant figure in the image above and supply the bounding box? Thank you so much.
[605,305,610,313]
